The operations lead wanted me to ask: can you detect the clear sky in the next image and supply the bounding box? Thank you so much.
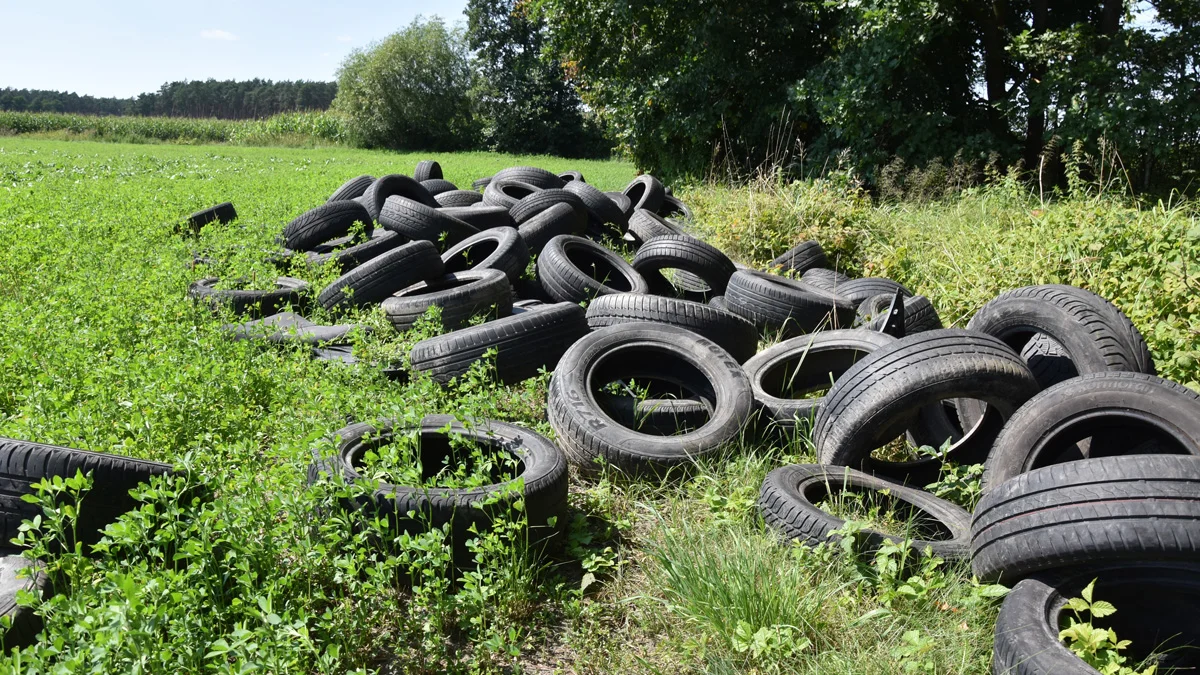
[0,0,470,98]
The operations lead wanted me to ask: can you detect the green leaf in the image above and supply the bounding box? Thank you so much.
[1089,600,1117,618]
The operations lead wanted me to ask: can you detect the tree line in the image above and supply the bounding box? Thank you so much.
[0,79,337,119]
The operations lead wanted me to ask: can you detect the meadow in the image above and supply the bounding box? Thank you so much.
[0,137,1196,673]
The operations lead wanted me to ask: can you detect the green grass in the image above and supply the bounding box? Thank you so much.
[0,137,1192,673]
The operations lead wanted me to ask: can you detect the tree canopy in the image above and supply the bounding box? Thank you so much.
[0,80,336,119]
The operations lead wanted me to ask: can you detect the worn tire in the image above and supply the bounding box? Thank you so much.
[984,371,1200,489]
[0,437,174,550]
[835,277,913,306]
[439,205,512,231]
[411,302,589,385]
[813,329,1039,485]
[310,415,567,561]
[632,235,737,298]
[382,269,513,333]
[658,194,693,220]
[483,179,542,211]
[625,209,681,246]
[564,181,629,234]
[1019,333,1078,389]
[547,323,753,476]
[359,174,439,220]
[537,235,649,303]
[317,240,443,311]
[419,178,457,196]
[758,464,971,560]
[801,267,853,292]
[435,190,484,208]
[517,202,585,254]
[188,276,309,319]
[509,189,588,226]
[744,330,895,430]
[771,241,828,275]
[992,562,1200,675]
[182,202,237,234]
[0,551,47,649]
[328,175,375,202]
[623,175,666,214]
[491,166,564,189]
[413,160,443,182]
[441,227,530,284]
[305,229,405,273]
[558,170,585,184]
[379,197,479,250]
[605,191,634,218]
[283,201,373,252]
[585,293,759,363]
[971,455,1200,582]
[725,270,857,336]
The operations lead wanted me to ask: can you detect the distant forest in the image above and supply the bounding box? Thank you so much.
[0,79,337,119]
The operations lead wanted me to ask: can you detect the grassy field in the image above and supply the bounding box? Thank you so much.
[0,138,1195,674]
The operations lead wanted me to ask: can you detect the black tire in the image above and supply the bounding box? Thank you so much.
[0,551,47,649]
[992,562,1200,675]
[547,323,753,475]
[1019,332,1079,389]
[512,299,546,313]
[359,174,438,221]
[509,189,588,226]
[518,203,586,254]
[564,181,629,234]
[328,175,375,202]
[413,160,442,182]
[411,302,589,385]
[306,229,406,273]
[625,209,681,246]
[744,330,895,429]
[441,227,530,284]
[223,311,366,345]
[182,202,237,234]
[758,464,971,560]
[283,201,373,252]
[632,235,736,299]
[725,270,857,336]
[658,194,693,220]
[434,190,484,208]
[379,197,479,250]
[310,415,567,560]
[491,166,564,189]
[801,267,852,291]
[585,293,759,363]
[483,179,542,210]
[188,276,309,319]
[971,455,1200,582]
[0,437,174,550]
[835,277,913,306]
[317,240,444,311]
[537,235,649,303]
[856,293,943,335]
[382,269,513,333]
[559,170,585,183]
[813,329,1039,485]
[439,205,512,231]
[604,191,634,217]
[771,241,828,275]
[622,175,666,214]
[983,371,1200,489]
[471,176,492,190]
[419,178,457,196]
[967,284,1145,376]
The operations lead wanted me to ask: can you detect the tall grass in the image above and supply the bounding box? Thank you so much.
[0,111,348,146]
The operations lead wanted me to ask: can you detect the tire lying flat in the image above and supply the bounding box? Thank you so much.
[317,240,444,312]
[758,464,971,560]
[725,270,856,336]
[382,269,513,333]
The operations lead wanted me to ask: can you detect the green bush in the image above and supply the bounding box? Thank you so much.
[0,111,347,146]
[333,18,478,151]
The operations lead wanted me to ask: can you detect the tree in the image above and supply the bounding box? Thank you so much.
[333,18,478,150]
[466,0,608,157]
[536,0,833,177]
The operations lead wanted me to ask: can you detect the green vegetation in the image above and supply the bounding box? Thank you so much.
[1,80,338,119]
[0,137,1194,672]
[0,110,348,146]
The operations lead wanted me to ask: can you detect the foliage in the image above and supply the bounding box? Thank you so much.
[333,18,478,151]
[466,0,609,158]
[0,80,337,119]
[535,0,832,179]
[1059,579,1157,675]
[0,111,348,146]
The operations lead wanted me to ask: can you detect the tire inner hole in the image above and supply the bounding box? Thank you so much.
[350,427,523,489]
[806,481,953,541]
[444,240,500,274]
[565,247,634,292]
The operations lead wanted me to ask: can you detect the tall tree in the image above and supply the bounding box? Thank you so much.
[466,0,607,157]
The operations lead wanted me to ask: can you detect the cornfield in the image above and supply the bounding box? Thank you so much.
[0,111,348,145]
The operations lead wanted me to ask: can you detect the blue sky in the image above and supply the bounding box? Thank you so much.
[0,0,469,98]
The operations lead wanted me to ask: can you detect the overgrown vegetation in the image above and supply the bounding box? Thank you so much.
[0,111,349,146]
[0,137,1193,672]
